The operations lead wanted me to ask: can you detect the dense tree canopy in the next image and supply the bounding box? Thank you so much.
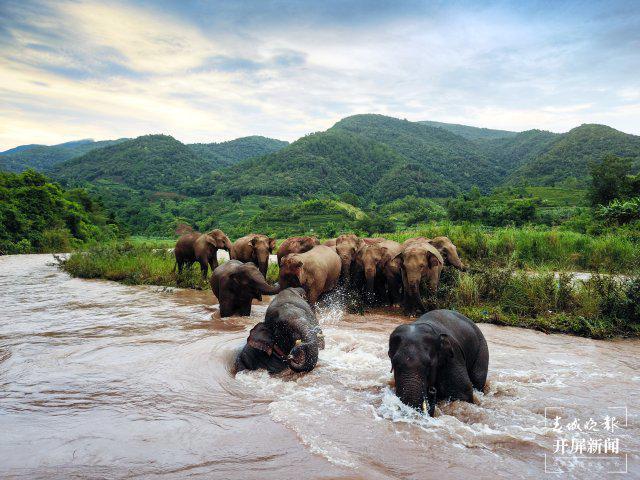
[0,170,117,253]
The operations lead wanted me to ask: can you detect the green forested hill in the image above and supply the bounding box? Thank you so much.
[507,124,640,186]
[332,114,503,191]
[0,139,128,173]
[213,129,434,200]
[6,115,640,237]
[187,136,288,169]
[51,135,212,193]
[477,129,561,171]
[419,120,517,140]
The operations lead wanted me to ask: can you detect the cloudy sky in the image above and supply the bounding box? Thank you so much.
[0,0,639,150]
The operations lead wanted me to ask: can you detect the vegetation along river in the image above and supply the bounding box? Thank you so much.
[1,255,638,479]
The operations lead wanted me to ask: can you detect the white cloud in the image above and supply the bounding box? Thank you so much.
[0,0,639,151]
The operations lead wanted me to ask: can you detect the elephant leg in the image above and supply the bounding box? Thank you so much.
[177,261,184,274]
[209,252,219,272]
[438,362,474,403]
[219,301,234,318]
[307,288,319,306]
[199,261,208,279]
[239,300,252,316]
[386,274,400,305]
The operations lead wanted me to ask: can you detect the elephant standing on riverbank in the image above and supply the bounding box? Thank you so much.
[428,236,467,271]
[389,309,488,416]
[279,245,341,306]
[174,229,233,279]
[232,234,276,278]
[396,238,444,315]
[210,260,279,317]
[277,236,319,265]
[354,239,403,304]
[235,288,325,373]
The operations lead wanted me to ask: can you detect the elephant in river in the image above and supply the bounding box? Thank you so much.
[210,260,279,317]
[279,245,342,306]
[174,229,233,278]
[231,234,276,278]
[235,288,325,373]
[388,309,489,416]
[277,236,319,265]
[395,238,443,315]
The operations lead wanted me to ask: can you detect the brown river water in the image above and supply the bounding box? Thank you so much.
[1,254,638,479]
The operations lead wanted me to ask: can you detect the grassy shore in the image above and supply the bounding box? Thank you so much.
[382,223,639,273]
[58,241,640,339]
[59,242,280,289]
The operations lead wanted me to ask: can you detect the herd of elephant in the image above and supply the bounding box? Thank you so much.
[174,230,488,415]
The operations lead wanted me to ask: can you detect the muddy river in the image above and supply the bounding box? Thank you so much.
[1,255,638,478]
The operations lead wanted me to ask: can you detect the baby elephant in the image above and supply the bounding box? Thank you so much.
[388,310,488,416]
[210,260,279,317]
[235,288,325,373]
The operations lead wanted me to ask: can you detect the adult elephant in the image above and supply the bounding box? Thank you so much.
[388,310,489,416]
[336,235,386,284]
[174,229,233,279]
[210,260,279,317]
[235,288,325,373]
[232,234,276,278]
[404,236,466,271]
[279,245,341,306]
[396,238,444,315]
[277,236,319,265]
[335,234,364,284]
[429,236,467,271]
[354,239,402,304]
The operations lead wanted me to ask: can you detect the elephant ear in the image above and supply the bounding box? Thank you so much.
[229,270,249,287]
[388,331,402,359]
[427,251,441,268]
[205,234,217,246]
[268,237,276,251]
[247,322,274,355]
[438,333,454,359]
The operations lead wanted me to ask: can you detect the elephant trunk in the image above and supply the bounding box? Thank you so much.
[449,256,466,271]
[256,251,269,276]
[340,257,351,282]
[394,371,436,416]
[365,266,376,292]
[286,319,320,372]
[258,281,280,296]
[406,282,425,313]
[223,237,233,253]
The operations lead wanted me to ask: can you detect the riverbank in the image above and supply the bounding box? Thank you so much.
[57,243,640,339]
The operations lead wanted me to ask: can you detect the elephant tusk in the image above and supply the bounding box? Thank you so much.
[422,400,428,414]
[295,339,302,346]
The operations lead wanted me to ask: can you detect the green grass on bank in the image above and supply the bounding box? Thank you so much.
[59,242,280,289]
[58,242,640,338]
[432,267,640,339]
[382,223,639,273]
